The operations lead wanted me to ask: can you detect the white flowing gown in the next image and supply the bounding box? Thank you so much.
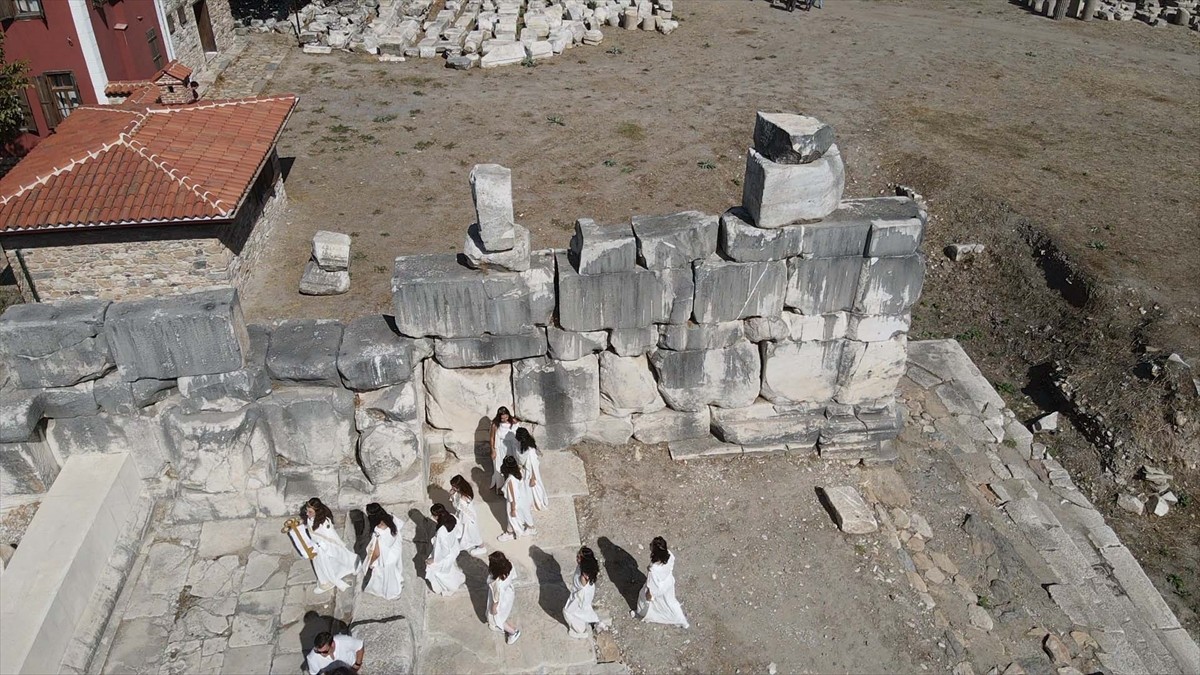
[426,524,465,595]
[636,553,689,628]
[361,524,404,600]
[487,572,516,632]
[490,421,520,490]
[305,516,357,591]
[517,447,549,510]
[504,474,535,535]
[563,567,599,637]
[452,491,484,552]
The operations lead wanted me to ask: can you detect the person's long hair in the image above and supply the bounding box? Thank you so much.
[579,545,600,584]
[493,406,515,426]
[450,474,475,501]
[366,502,397,535]
[501,455,522,481]
[515,427,537,453]
[488,551,513,580]
[305,497,333,529]
[431,503,458,533]
[650,536,670,565]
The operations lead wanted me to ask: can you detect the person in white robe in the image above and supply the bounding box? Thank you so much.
[563,546,601,638]
[489,407,521,493]
[498,456,536,541]
[632,536,689,629]
[360,502,404,600]
[303,498,357,594]
[424,503,466,596]
[514,428,549,511]
[450,474,486,556]
[487,551,521,645]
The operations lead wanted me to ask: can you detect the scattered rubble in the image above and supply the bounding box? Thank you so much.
[300,230,352,295]
[1018,0,1200,29]
[1116,492,1145,515]
[817,485,879,534]
[944,243,984,262]
[1031,411,1059,433]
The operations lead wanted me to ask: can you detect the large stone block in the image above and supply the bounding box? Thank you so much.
[434,328,548,368]
[93,371,176,415]
[761,339,844,404]
[609,326,658,357]
[711,401,825,446]
[266,319,344,386]
[856,197,926,258]
[569,219,637,274]
[0,437,59,495]
[782,311,848,341]
[631,407,710,444]
[0,390,43,443]
[649,341,761,412]
[392,254,535,338]
[177,323,270,413]
[469,163,517,250]
[598,352,665,417]
[512,355,600,426]
[161,405,277,493]
[259,387,356,466]
[786,256,862,314]
[36,381,98,418]
[45,413,168,479]
[655,267,695,325]
[718,207,803,262]
[741,145,844,228]
[556,252,669,331]
[743,316,789,343]
[424,361,512,434]
[836,336,908,404]
[104,288,248,382]
[692,257,787,323]
[658,321,745,352]
[799,202,872,259]
[357,421,421,485]
[0,299,112,388]
[299,261,350,296]
[356,375,423,432]
[463,222,532,272]
[631,211,719,269]
[312,230,352,271]
[546,326,608,361]
[845,313,910,342]
[337,315,417,391]
[752,112,835,164]
[584,414,635,445]
[523,250,557,327]
[854,255,926,315]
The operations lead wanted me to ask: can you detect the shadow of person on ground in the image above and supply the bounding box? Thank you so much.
[458,553,490,624]
[472,465,509,532]
[407,508,433,580]
[598,536,645,613]
[427,481,452,509]
[530,545,569,628]
[348,508,368,562]
[296,610,350,671]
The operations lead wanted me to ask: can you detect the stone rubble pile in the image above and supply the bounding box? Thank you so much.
[1020,0,1200,29]
[299,230,352,295]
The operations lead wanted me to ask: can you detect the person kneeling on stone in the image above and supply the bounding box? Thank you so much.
[306,631,365,674]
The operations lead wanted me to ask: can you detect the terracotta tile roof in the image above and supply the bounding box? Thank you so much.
[0,94,297,233]
[160,61,193,82]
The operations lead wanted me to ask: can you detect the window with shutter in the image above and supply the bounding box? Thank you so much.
[33,75,61,131]
[147,28,164,69]
[18,89,36,133]
[46,72,81,123]
[13,0,43,19]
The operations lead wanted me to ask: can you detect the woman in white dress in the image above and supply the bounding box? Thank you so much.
[563,545,601,638]
[489,407,521,494]
[424,504,466,596]
[487,551,521,645]
[632,536,689,629]
[450,475,486,557]
[360,502,404,600]
[498,456,536,541]
[514,428,548,511]
[303,498,357,594]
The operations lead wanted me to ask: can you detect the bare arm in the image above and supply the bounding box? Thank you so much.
[353,645,364,671]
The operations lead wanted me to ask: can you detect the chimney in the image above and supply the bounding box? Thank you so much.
[154,61,197,106]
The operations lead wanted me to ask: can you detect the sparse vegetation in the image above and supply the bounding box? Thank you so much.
[697,160,716,170]
[415,140,435,150]
[617,122,646,141]
[547,115,566,126]
[373,114,397,123]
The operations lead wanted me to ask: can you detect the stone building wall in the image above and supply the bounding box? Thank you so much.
[161,0,238,78]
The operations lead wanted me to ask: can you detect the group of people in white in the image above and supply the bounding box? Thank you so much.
[293,406,688,669]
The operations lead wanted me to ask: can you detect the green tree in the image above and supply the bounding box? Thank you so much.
[0,32,32,143]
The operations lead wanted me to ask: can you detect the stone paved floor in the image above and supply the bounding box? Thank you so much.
[204,35,292,99]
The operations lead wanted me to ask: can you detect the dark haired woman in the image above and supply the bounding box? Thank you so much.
[514,427,549,511]
[360,502,404,600]
[302,497,357,594]
[497,456,536,541]
[424,503,465,596]
[450,475,486,557]
[490,407,521,494]
[632,536,689,628]
[487,551,521,645]
[563,545,601,638]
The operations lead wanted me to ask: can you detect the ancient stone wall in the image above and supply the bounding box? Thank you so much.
[162,0,238,78]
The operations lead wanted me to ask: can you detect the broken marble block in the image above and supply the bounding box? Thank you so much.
[782,311,849,342]
[266,319,344,386]
[337,315,417,391]
[0,299,112,389]
[836,336,908,404]
[0,437,60,495]
[719,207,804,262]
[800,202,874,259]
[312,230,352,271]
[555,252,669,331]
[36,381,99,418]
[631,211,719,269]
[470,164,517,250]
[818,485,879,534]
[161,404,277,493]
[859,197,926,258]
[434,329,548,368]
[259,387,355,466]
[711,401,825,446]
[649,341,761,412]
[786,256,862,315]
[609,326,658,357]
[691,257,787,323]
[655,267,695,325]
[599,352,665,417]
[632,406,710,444]
[357,421,420,485]
[546,326,608,361]
[512,355,600,427]
[424,361,512,443]
[761,339,844,404]
[480,41,526,68]
[845,313,910,343]
[299,261,351,296]
[742,145,845,228]
[93,371,176,415]
[104,288,249,381]
[392,254,535,338]
[0,390,44,443]
[569,219,637,274]
[658,321,745,352]
[752,112,835,164]
[463,222,532,272]
[854,255,926,315]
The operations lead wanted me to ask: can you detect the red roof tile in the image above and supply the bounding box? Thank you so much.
[0,94,297,233]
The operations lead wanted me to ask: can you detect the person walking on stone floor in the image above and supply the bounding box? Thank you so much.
[359,502,404,600]
[631,536,690,629]
[514,427,548,511]
[303,497,357,594]
[450,474,487,557]
[490,406,521,494]
[487,551,522,645]
[498,455,536,541]
[425,503,466,596]
[563,545,601,638]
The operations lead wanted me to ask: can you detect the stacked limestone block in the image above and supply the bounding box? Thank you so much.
[300,230,352,295]
[0,289,429,523]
